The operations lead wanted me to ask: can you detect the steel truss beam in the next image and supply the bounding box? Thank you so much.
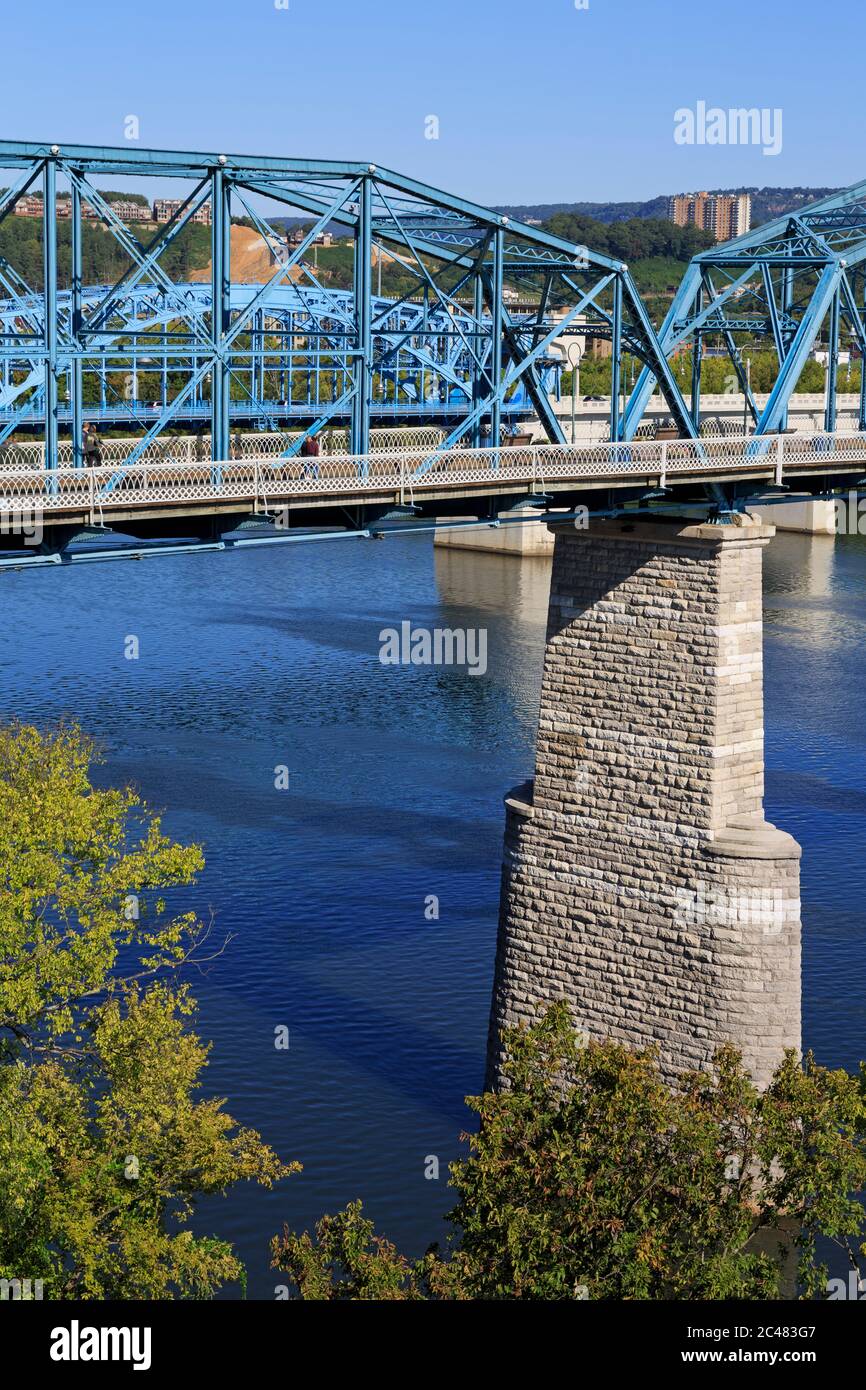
[625,178,866,438]
[0,139,697,472]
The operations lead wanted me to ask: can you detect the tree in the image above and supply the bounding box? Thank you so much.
[272,1004,866,1300]
[0,722,296,1299]
[545,212,715,262]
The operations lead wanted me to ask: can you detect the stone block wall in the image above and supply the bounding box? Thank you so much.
[486,516,801,1090]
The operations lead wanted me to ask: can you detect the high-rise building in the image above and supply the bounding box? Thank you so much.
[667,192,751,243]
[708,194,751,241]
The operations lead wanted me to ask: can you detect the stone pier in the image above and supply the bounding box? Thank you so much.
[434,507,555,556]
[487,515,801,1090]
[752,495,837,536]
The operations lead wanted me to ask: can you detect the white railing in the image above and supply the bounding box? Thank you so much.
[0,431,861,519]
[0,424,447,472]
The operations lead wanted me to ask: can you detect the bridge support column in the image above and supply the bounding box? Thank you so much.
[487,515,801,1090]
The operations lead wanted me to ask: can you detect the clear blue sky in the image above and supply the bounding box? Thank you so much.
[0,0,859,205]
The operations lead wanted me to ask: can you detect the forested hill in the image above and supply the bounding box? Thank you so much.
[537,215,714,324]
[542,214,714,262]
[500,187,840,228]
[0,213,211,293]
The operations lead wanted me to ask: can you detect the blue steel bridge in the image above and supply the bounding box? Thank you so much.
[0,283,557,433]
[0,139,864,565]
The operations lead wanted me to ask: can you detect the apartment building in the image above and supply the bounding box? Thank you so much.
[12,195,148,222]
[667,191,751,243]
[104,200,151,222]
[153,198,212,226]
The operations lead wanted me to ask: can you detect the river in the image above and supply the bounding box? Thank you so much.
[1,525,864,1297]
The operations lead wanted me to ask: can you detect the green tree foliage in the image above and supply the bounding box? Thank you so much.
[273,1203,460,1301]
[0,217,211,294]
[0,723,295,1299]
[273,1004,866,1301]
[566,349,845,401]
[499,188,838,229]
[545,213,715,263]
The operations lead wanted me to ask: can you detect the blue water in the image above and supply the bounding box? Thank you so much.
[0,528,863,1296]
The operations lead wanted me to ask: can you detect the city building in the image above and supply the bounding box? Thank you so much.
[12,195,45,217]
[153,198,212,226]
[667,191,751,243]
[105,200,151,223]
[287,225,334,248]
[12,195,147,222]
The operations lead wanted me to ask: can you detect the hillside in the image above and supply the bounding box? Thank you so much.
[189,226,412,290]
[189,224,304,285]
[498,186,840,228]
[0,214,210,292]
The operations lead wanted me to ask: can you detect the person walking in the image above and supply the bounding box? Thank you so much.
[299,432,320,479]
[83,423,102,467]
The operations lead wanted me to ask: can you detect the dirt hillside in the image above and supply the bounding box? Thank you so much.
[189,225,304,284]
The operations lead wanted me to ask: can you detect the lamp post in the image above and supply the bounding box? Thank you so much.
[567,339,583,445]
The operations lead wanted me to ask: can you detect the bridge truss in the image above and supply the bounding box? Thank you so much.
[0,282,557,436]
[624,179,866,440]
[0,139,697,474]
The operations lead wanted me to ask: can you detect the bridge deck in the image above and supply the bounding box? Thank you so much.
[0,433,860,531]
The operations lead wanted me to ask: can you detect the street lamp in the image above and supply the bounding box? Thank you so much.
[567,339,583,445]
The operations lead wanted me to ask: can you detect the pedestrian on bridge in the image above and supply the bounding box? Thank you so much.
[83,423,102,467]
[299,433,320,480]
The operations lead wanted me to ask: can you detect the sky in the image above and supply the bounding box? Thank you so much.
[0,0,860,207]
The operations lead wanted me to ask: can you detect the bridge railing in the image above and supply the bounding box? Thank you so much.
[0,424,448,471]
[2,425,862,478]
[0,431,862,518]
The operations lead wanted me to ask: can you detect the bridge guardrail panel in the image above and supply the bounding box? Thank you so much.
[0,431,863,517]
